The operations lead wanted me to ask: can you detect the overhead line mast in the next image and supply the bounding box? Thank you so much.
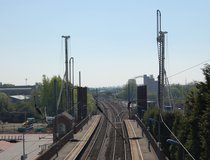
[156,10,196,160]
[156,10,168,158]
[157,10,167,110]
[62,35,70,112]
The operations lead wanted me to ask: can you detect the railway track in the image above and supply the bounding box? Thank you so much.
[80,101,108,160]
[80,99,131,160]
[109,101,131,160]
[112,110,126,160]
[59,99,155,160]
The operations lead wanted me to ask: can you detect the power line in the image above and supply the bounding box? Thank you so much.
[168,59,210,78]
[163,65,197,160]
[160,114,195,160]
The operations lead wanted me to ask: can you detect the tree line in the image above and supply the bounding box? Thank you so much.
[0,75,95,122]
[143,64,210,160]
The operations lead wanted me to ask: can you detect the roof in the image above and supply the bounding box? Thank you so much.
[10,95,30,100]
[58,111,74,121]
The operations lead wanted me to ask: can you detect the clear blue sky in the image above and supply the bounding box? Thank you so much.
[0,1,209,87]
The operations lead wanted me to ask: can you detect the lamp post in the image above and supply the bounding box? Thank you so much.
[21,132,26,160]
[21,125,33,160]
[148,118,161,139]
[167,139,185,160]
[148,117,161,158]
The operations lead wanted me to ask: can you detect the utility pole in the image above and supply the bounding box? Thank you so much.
[62,35,70,111]
[21,132,27,160]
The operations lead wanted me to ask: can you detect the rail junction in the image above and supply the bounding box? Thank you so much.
[44,99,159,160]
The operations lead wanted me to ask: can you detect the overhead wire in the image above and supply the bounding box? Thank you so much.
[160,114,195,160]
[162,67,195,160]
[159,43,196,160]
[164,34,175,109]
[160,52,196,160]
[168,59,210,78]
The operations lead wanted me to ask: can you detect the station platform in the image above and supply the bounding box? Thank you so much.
[124,119,158,160]
[50,115,101,160]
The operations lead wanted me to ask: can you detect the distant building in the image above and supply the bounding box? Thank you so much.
[10,95,30,103]
[0,85,35,95]
[143,75,158,95]
[0,85,35,103]
[0,82,2,86]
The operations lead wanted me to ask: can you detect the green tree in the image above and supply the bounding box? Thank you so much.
[40,75,64,116]
[198,65,210,160]
[0,92,10,112]
[170,111,187,159]
[142,65,210,160]
[119,79,137,101]
[39,75,95,117]
[87,91,95,113]
[184,64,210,160]
[15,101,36,114]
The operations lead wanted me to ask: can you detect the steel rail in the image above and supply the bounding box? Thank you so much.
[83,113,106,160]
[83,101,109,160]
[109,102,127,160]
[97,102,113,159]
